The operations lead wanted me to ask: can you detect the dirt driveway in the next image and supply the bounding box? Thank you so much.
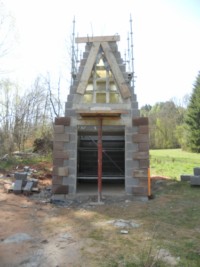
[1,175,199,267]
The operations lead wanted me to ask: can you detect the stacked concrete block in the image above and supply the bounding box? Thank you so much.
[131,117,149,196]
[52,117,71,198]
[181,167,200,186]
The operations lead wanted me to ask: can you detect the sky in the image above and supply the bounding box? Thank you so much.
[2,0,200,107]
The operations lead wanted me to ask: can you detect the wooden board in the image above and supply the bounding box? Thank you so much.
[76,109,128,117]
[76,42,100,94]
[75,35,120,43]
[101,42,131,99]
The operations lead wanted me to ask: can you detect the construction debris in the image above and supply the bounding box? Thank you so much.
[2,166,41,195]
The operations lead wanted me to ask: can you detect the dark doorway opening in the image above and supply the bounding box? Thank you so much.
[77,127,125,193]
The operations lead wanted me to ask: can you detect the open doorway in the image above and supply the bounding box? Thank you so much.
[77,126,125,194]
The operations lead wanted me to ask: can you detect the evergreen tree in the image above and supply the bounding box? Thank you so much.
[186,71,200,152]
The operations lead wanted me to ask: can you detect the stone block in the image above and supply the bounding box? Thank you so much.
[133,151,149,160]
[193,167,200,176]
[53,151,69,160]
[54,125,64,134]
[54,133,69,142]
[180,175,191,182]
[55,117,71,126]
[133,133,149,143]
[52,185,69,194]
[190,176,200,185]
[133,117,149,126]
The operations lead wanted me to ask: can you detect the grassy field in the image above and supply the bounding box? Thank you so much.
[150,149,200,180]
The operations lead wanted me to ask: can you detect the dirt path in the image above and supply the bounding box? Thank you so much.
[0,182,85,267]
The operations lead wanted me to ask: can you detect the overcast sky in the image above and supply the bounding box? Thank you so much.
[3,0,200,107]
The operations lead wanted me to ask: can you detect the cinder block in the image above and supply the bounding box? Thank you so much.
[132,186,148,196]
[55,117,71,126]
[53,158,64,167]
[180,175,191,182]
[139,159,149,169]
[52,176,63,185]
[57,167,68,176]
[138,143,149,152]
[63,177,75,185]
[138,125,149,134]
[190,176,200,185]
[54,125,64,134]
[133,133,149,143]
[133,117,149,126]
[126,178,140,186]
[193,167,200,176]
[52,185,69,194]
[53,151,69,160]
[53,141,64,151]
[133,169,148,178]
[133,151,149,160]
[14,172,27,180]
[54,133,69,142]
[13,180,23,194]
[23,181,34,195]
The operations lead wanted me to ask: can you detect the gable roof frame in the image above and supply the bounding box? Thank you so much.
[76,40,131,99]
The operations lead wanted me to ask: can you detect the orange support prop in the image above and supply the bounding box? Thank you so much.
[148,167,151,197]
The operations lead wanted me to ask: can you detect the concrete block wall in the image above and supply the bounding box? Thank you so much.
[52,117,78,197]
[125,117,149,195]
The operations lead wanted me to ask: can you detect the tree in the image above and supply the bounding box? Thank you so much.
[140,100,187,149]
[186,71,200,152]
[0,1,16,73]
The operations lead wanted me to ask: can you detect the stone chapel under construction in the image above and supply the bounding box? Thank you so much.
[52,34,149,200]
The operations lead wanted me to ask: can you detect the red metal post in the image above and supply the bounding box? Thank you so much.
[98,117,103,202]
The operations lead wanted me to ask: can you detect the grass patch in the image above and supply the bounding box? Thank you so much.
[0,154,52,171]
[150,149,200,180]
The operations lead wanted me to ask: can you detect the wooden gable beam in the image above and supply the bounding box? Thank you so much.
[101,42,131,99]
[75,35,120,43]
[76,42,100,95]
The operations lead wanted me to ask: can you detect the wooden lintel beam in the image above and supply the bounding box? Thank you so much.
[75,35,120,43]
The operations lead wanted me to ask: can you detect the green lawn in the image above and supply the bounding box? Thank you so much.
[150,149,200,180]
